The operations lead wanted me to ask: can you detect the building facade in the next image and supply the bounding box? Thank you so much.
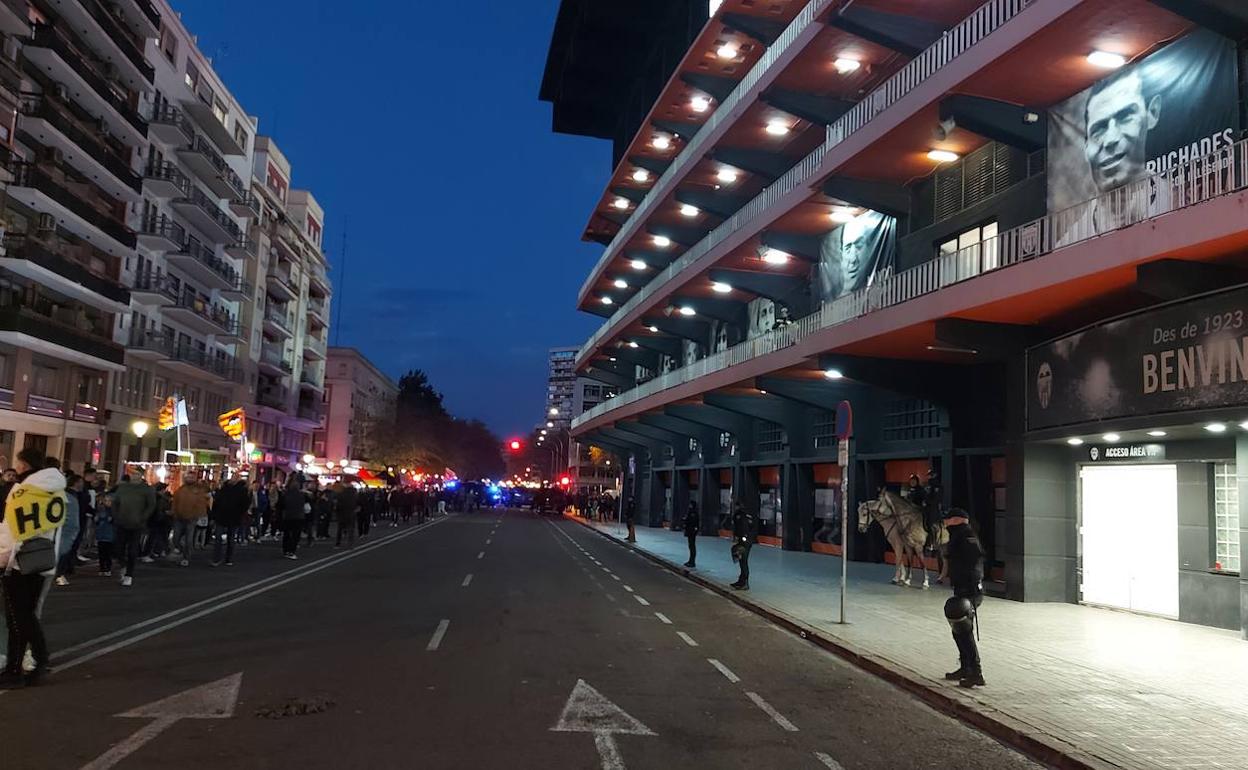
[319,346,397,466]
[545,345,577,430]
[545,0,1248,637]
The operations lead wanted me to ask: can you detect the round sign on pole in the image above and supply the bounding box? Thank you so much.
[835,400,853,440]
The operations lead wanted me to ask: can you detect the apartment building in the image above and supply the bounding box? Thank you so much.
[545,0,1248,636]
[568,377,617,491]
[319,346,397,465]
[545,345,577,429]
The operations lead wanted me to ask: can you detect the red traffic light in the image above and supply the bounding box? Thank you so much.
[508,440,522,452]
[559,476,571,486]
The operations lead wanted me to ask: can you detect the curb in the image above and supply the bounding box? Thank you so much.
[566,515,1116,770]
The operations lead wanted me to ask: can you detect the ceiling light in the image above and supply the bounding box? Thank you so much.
[717,43,738,60]
[1240,421,1248,431]
[765,120,790,136]
[678,305,696,317]
[927,149,959,163]
[652,135,672,150]
[1205,422,1228,433]
[612,197,629,210]
[758,389,767,395]
[830,207,855,223]
[627,341,639,348]
[1087,50,1126,69]
[711,282,732,294]
[653,235,672,247]
[647,325,659,333]
[1147,430,1167,437]
[679,203,699,217]
[1066,438,1084,446]
[613,279,628,289]
[606,359,615,364]
[632,168,650,183]
[834,57,861,74]
[716,168,739,184]
[762,248,790,265]
[823,369,843,380]
[600,296,613,305]
[1102,433,1121,443]
[630,259,647,270]
[690,95,711,113]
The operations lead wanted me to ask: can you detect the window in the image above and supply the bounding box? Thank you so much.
[233,123,249,152]
[159,25,177,63]
[184,59,200,92]
[938,220,999,282]
[211,97,227,128]
[1214,463,1239,573]
[756,420,785,454]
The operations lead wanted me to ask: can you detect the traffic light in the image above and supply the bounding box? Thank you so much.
[507,439,522,452]
[559,476,571,486]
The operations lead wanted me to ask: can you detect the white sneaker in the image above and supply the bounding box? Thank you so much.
[140,556,155,563]
[121,576,133,587]
[55,576,69,587]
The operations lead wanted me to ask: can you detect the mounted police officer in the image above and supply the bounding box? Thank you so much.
[942,507,985,688]
[729,501,756,591]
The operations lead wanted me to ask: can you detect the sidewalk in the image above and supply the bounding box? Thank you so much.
[574,517,1248,770]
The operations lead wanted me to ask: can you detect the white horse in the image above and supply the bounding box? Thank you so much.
[858,489,931,588]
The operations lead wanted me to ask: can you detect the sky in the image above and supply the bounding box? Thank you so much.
[174,0,606,437]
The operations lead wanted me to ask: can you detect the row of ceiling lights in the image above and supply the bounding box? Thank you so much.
[1065,421,1248,445]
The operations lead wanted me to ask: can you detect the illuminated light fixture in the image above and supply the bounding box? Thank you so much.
[1147,430,1167,437]
[1102,433,1121,443]
[830,206,856,223]
[762,248,790,265]
[765,120,791,136]
[302,453,315,464]
[927,149,960,163]
[823,368,844,380]
[627,341,639,348]
[549,407,559,416]
[647,325,660,332]
[613,278,628,289]
[546,421,554,428]
[1066,438,1084,446]
[1240,421,1248,431]
[717,42,738,60]
[716,167,739,184]
[131,420,150,438]
[834,57,861,74]
[653,234,672,247]
[540,429,548,435]
[600,296,613,305]
[612,197,630,210]
[652,134,672,150]
[630,259,647,270]
[758,389,767,394]
[690,95,711,113]
[680,203,699,217]
[632,168,650,183]
[1087,50,1126,69]
[678,305,696,317]
[711,281,732,294]
[1205,422,1228,433]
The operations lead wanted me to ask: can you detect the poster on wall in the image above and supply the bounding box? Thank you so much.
[1047,29,1239,243]
[748,297,776,337]
[816,209,896,301]
[1027,285,1248,430]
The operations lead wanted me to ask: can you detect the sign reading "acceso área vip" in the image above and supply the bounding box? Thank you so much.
[1028,285,1248,430]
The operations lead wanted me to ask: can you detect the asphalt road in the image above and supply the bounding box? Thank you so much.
[0,510,1039,769]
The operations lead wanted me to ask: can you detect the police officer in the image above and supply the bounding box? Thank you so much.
[729,501,756,591]
[942,507,985,687]
[682,500,700,568]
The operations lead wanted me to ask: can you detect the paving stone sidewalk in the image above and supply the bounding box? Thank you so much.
[576,517,1248,770]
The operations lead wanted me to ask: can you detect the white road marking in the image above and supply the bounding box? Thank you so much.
[708,659,740,683]
[675,631,698,647]
[622,585,634,593]
[604,593,617,602]
[746,692,798,732]
[486,538,492,545]
[633,595,650,607]
[477,551,485,559]
[426,619,451,651]
[814,752,845,769]
[551,679,656,770]
[701,588,716,596]
[610,574,621,582]
[462,574,473,587]
[654,612,672,625]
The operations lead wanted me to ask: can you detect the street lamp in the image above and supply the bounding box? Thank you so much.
[244,442,256,455]
[130,420,149,439]
[302,453,315,465]
[549,407,559,416]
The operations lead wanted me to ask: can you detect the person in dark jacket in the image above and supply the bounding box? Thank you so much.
[623,497,637,542]
[730,501,757,590]
[942,507,986,688]
[111,475,156,586]
[682,500,700,568]
[280,475,307,559]
[211,478,250,566]
[335,483,359,549]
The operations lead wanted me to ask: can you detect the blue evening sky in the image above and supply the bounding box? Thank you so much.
[173,0,606,436]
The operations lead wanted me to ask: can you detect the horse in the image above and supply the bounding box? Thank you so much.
[926,519,950,584]
[857,489,931,588]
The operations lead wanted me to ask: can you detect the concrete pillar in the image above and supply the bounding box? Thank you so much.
[783,462,815,551]
[1006,443,1077,603]
[698,467,720,535]
[11,347,32,412]
[1237,435,1248,640]
[673,469,691,528]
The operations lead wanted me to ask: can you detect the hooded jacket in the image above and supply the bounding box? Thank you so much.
[0,467,68,575]
[171,481,211,522]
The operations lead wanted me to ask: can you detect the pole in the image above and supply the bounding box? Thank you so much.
[838,436,850,624]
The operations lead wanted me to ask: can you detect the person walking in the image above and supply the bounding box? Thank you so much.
[623,496,637,542]
[211,477,249,567]
[682,499,700,568]
[53,473,82,586]
[94,494,116,576]
[0,448,67,687]
[140,483,172,563]
[335,483,359,549]
[170,473,210,567]
[111,475,156,587]
[941,507,986,688]
[730,501,756,591]
[280,475,306,559]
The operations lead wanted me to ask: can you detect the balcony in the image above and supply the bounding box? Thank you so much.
[163,290,240,338]
[302,333,326,360]
[262,303,294,339]
[0,288,124,371]
[228,190,260,219]
[297,400,325,425]
[299,366,323,392]
[17,93,142,199]
[171,187,243,244]
[148,102,195,147]
[24,24,147,144]
[26,392,101,423]
[180,93,245,157]
[258,382,288,410]
[176,134,246,200]
[129,269,178,307]
[165,234,241,293]
[0,233,129,312]
[307,259,330,295]
[258,343,292,377]
[265,264,297,302]
[113,0,160,37]
[129,330,240,383]
[40,0,155,88]
[0,0,31,37]
[127,328,173,360]
[143,160,189,199]
[306,296,329,328]
[6,160,137,256]
[137,214,184,251]
[225,235,258,260]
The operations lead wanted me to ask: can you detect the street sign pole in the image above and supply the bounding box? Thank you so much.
[836,400,853,625]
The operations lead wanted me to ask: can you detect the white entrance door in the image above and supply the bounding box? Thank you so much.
[1080,464,1179,618]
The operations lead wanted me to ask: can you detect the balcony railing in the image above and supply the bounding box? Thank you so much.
[574,136,1248,429]
[0,290,123,367]
[131,269,179,302]
[7,160,137,248]
[578,0,1035,363]
[2,233,129,305]
[144,159,190,196]
[303,334,326,356]
[19,92,141,192]
[138,213,185,244]
[173,234,243,287]
[149,102,195,144]
[77,0,154,81]
[183,134,245,197]
[174,186,243,243]
[170,343,239,381]
[27,24,147,134]
[171,290,239,336]
[263,303,293,333]
[258,383,288,409]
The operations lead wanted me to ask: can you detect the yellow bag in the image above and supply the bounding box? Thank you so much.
[5,485,69,542]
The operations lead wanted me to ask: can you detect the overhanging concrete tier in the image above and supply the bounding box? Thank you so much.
[583,366,633,390]
[638,413,723,460]
[679,72,737,102]
[762,88,853,126]
[1135,259,1248,302]
[645,315,710,343]
[704,392,797,426]
[938,95,1046,152]
[665,403,753,443]
[608,345,662,370]
[710,148,792,181]
[675,189,751,220]
[709,268,810,313]
[760,231,822,262]
[599,426,666,456]
[828,6,946,57]
[652,119,702,141]
[629,155,671,176]
[634,335,682,358]
[673,295,748,327]
[756,375,858,410]
[721,12,786,45]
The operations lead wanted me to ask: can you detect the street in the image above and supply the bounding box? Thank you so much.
[1,511,1037,769]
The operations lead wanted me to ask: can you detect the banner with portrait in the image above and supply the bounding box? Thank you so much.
[1047,29,1239,241]
[815,210,896,302]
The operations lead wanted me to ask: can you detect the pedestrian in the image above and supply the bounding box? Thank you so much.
[94,493,116,576]
[53,473,83,586]
[729,501,756,591]
[111,474,156,587]
[683,499,700,568]
[624,496,637,542]
[0,447,67,687]
[140,482,172,563]
[335,482,359,549]
[280,474,306,559]
[941,507,986,688]
[211,477,249,567]
[170,473,210,567]
[358,490,373,539]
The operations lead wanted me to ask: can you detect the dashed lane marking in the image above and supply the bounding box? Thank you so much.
[634,595,650,607]
[746,692,798,732]
[604,593,617,603]
[426,620,451,652]
[622,585,634,593]
[708,659,740,683]
[676,631,698,647]
[477,551,485,559]
[610,574,621,582]
[814,752,845,769]
[462,574,473,587]
[654,612,672,625]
